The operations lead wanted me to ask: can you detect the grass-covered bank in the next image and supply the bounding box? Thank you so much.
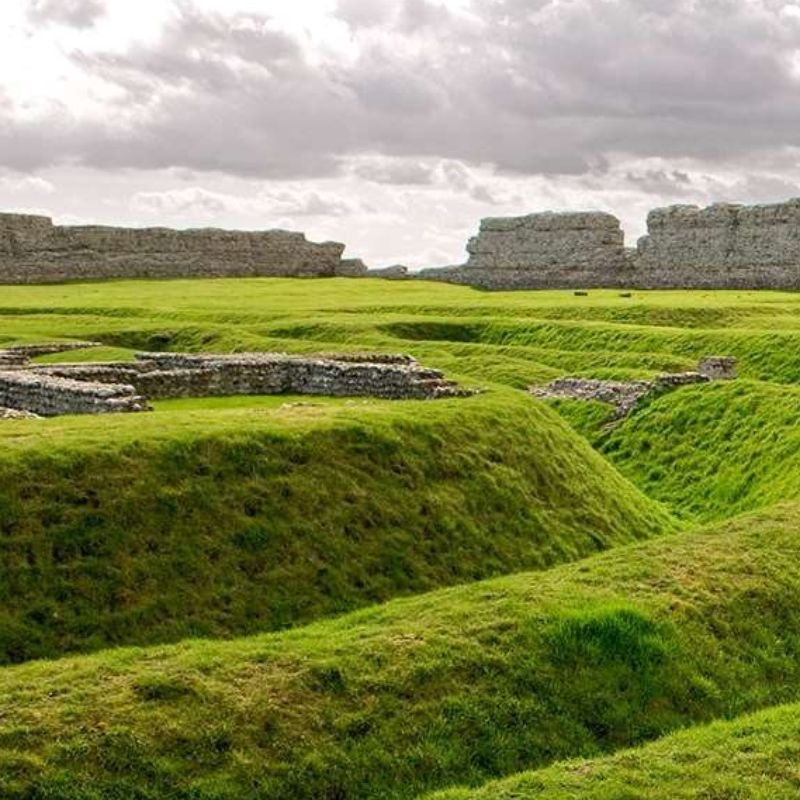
[594,380,800,522]
[2,503,800,799]
[0,390,673,664]
[426,700,800,799]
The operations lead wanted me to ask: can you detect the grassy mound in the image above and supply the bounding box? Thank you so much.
[2,503,800,799]
[426,701,800,799]
[598,380,800,522]
[0,390,673,664]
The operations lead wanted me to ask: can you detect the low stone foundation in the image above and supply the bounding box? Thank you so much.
[531,357,737,420]
[0,371,149,416]
[0,349,473,418]
[0,341,101,367]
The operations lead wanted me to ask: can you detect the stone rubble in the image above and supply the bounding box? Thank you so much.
[530,357,737,419]
[366,265,410,280]
[0,406,40,420]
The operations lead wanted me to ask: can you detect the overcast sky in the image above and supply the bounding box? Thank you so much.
[2,0,800,267]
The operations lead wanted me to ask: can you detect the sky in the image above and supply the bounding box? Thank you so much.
[2,0,800,268]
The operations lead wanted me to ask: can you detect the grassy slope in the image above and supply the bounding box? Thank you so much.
[0,389,674,664]
[596,380,800,523]
[2,504,800,799]
[426,701,800,799]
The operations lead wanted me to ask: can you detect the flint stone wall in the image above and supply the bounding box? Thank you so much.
[420,198,800,290]
[0,342,101,367]
[635,200,800,288]
[8,350,472,417]
[0,371,149,416]
[0,213,361,283]
[420,212,631,289]
[128,352,469,401]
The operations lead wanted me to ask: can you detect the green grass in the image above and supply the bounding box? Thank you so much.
[0,389,674,664]
[6,279,800,388]
[6,278,800,797]
[426,700,800,799]
[1,502,800,799]
[596,380,800,523]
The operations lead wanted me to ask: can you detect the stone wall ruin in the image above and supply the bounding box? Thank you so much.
[420,198,800,290]
[6,197,800,289]
[634,200,800,288]
[530,356,737,420]
[0,213,364,283]
[419,212,630,289]
[0,346,472,418]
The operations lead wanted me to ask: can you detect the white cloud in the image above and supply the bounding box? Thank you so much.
[0,174,55,193]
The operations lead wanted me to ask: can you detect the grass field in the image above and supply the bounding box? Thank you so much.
[2,277,800,797]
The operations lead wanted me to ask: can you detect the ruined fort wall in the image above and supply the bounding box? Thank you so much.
[419,211,633,289]
[0,213,357,283]
[635,200,800,288]
[8,198,800,290]
[420,199,800,290]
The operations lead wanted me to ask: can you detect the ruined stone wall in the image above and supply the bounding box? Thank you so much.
[419,199,800,290]
[124,352,468,401]
[0,342,100,367]
[5,350,471,417]
[635,200,800,288]
[531,357,737,419]
[0,371,148,416]
[0,213,361,283]
[419,212,631,289]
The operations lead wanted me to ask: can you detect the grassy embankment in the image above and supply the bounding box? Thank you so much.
[0,388,675,664]
[598,379,800,523]
[426,699,800,799]
[1,503,800,798]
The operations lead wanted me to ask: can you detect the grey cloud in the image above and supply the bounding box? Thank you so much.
[27,0,105,28]
[4,0,800,185]
[353,159,436,184]
[624,169,695,195]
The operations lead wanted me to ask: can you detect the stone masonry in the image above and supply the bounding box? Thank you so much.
[634,200,800,288]
[0,213,364,283]
[420,198,800,290]
[0,347,473,418]
[7,197,800,289]
[530,357,737,420]
[0,371,149,416]
[419,212,630,289]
